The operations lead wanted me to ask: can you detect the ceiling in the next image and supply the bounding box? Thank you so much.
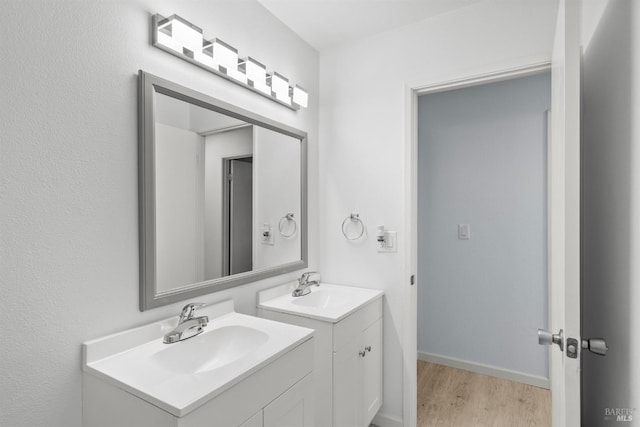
[257,0,487,50]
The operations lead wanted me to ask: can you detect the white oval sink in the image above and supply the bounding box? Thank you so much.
[151,325,269,374]
[258,283,383,323]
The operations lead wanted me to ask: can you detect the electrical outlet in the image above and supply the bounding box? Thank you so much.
[261,223,275,245]
[378,231,397,253]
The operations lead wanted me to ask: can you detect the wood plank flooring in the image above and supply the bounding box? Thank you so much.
[417,360,551,427]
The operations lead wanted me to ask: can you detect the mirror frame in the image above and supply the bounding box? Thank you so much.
[138,70,308,311]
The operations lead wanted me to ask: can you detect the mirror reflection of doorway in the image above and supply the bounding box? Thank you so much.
[222,156,253,276]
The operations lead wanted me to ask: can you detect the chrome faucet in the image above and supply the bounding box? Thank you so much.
[163,303,209,344]
[292,271,320,297]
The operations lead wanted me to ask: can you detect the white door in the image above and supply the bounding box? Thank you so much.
[546,0,582,425]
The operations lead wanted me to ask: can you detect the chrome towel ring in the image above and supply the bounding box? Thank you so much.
[279,213,297,237]
[342,213,365,240]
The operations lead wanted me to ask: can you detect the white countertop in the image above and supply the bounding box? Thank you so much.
[257,282,384,323]
[82,300,313,417]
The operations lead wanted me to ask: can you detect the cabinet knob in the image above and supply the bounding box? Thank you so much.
[365,345,372,352]
[359,350,367,358]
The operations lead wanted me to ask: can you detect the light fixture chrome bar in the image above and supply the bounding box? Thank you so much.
[152,14,305,111]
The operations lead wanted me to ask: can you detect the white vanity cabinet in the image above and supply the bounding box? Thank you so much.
[84,339,314,427]
[257,284,383,427]
[82,301,315,427]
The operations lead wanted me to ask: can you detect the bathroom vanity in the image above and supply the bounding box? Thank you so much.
[82,300,314,427]
[257,283,383,427]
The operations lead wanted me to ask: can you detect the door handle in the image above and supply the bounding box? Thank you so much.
[539,329,608,357]
[538,328,564,351]
[582,337,608,356]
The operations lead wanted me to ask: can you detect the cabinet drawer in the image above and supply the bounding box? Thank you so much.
[333,298,382,352]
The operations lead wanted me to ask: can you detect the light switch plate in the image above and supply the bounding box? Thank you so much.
[458,224,470,240]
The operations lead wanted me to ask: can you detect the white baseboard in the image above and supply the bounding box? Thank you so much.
[417,351,550,389]
[371,412,403,427]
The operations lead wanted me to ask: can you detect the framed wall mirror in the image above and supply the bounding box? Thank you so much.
[139,71,307,310]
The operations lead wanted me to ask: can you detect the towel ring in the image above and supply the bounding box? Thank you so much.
[342,213,365,240]
[279,213,297,238]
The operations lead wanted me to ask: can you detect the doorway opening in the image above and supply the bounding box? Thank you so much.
[415,71,552,425]
[222,156,253,276]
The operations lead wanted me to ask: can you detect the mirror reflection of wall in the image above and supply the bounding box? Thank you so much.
[152,90,302,294]
[155,119,205,292]
[253,127,301,270]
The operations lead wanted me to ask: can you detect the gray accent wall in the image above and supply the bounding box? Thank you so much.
[581,0,640,424]
[417,73,551,379]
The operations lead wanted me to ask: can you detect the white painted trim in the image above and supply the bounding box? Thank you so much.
[417,351,550,390]
[401,80,419,427]
[413,61,552,96]
[372,412,404,427]
[404,59,553,427]
[548,1,583,424]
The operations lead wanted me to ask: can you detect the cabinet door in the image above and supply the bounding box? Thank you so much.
[239,411,262,427]
[361,318,383,426]
[264,374,314,427]
[333,338,362,427]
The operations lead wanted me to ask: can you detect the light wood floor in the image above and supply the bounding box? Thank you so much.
[417,360,551,427]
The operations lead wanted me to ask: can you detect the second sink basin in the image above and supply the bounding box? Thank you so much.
[258,282,383,323]
[290,288,355,309]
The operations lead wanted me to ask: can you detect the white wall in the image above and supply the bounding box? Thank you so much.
[319,0,558,421]
[417,73,550,381]
[581,0,640,423]
[0,1,318,426]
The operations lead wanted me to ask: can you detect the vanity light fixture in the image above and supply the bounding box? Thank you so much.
[292,85,309,108]
[152,13,308,111]
[156,14,204,56]
[268,72,292,105]
[211,38,247,84]
[240,57,271,95]
[197,40,215,68]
